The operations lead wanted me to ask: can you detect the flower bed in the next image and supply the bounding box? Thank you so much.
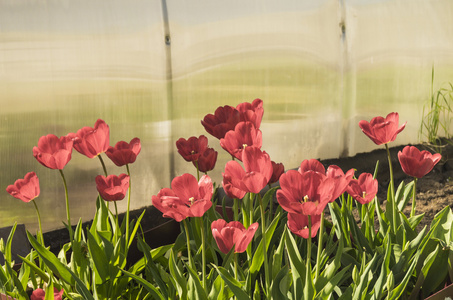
[1,100,452,299]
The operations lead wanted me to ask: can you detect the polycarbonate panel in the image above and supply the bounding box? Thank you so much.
[0,0,169,232]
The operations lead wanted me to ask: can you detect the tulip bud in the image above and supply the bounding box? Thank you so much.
[352,265,359,284]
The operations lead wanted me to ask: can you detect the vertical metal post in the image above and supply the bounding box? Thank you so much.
[161,0,176,182]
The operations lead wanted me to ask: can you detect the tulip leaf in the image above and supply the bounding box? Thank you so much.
[121,268,165,300]
[19,255,49,283]
[213,265,249,300]
[271,227,287,278]
[285,228,305,299]
[397,181,415,211]
[249,210,281,274]
[351,253,377,300]
[208,273,224,300]
[185,262,208,300]
[410,245,439,299]
[87,230,110,283]
[45,278,55,300]
[388,253,419,300]
[168,250,187,299]
[127,209,146,248]
[316,266,349,299]
[27,231,74,285]
[270,266,290,299]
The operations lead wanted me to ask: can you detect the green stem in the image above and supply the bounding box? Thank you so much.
[315,211,324,282]
[126,164,131,245]
[385,144,397,233]
[410,178,418,218]
[199,217,206,290]
[234,252,238,282]
[233,198,238,222]
[183,219,194,269]
[59,170,73,241]
[258,194,269,294]
[306,216,312,293]
[98,154,108,177]
[32,199,44,246]
[195,160,200,181]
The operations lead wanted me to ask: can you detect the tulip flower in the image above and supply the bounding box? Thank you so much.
[201,105,241,139]
[346,173,378,205]
[269,161,285,185]
[152,174,213,222]
[220,122,262,161]
[276,169,335,215]
[299,159,326,174]
[236,98,264,130]
[6,172,40,203]
[398,146,442,179]
[95,174,130,201]
[31,287,64,300]
[359,112,406,145]
[194,147,218,173]
[68,119,110,158]
[222,146,273,198]
[326,165,355,201]
[33,134,73,170]
[398,146,441,217]
[176,135,208,162]
[211,219,259,254]
[106,137,141,166]
[287,213,322,239]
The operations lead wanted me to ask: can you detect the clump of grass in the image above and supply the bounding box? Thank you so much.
[419,66,453,155]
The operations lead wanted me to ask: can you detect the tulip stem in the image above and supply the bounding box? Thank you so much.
[258,194,269,294]
[32,199,44,246]
[183,219,194,270]
[315,211,324,283]
[126,164,131,246]
[234,252,238,282]
[195,160,200,181]
[198,217,206,290]
[411,178,418,218]
[59,170,73,242]
[385,144,397,233]
[98,155,108,177]
[305,215,312,299]
[233,198,238,222]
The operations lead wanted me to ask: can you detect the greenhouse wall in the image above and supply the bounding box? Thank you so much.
[1,0,452,231]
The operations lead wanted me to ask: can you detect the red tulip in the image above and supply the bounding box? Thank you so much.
[211,219,259,254]
[31,288,63,300]
[269,161,285,184]
[326,165,355,201]
[276,169,335,215]
[194,147,218,173]
[222,146,273,198]
[33,134,73,170]
[176,135,208,162]
[359,112,406,145]
[152,174,213,222]
[95,174,130,201]
[346,173,378,204]
[106,137,141,166]
[6,172,40,203]
[220,122,262,161]
[67,119,110,158]
[236,98,264,129]
[287,213,322,239]
[298,159,325,174]
[398,146,442,178]
[201,105,241,139]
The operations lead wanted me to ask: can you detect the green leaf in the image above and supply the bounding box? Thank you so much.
[271,228,287,278]
[388,252,419,300]
[168,250,187,299]
[121,269,165,300]
[270,266,290,299]
[208,272,224,300]
[5,223,17,264]
[285,228,305,299]
[213,265,249,300]
[352,253,378,300]
[185,263,208,300]
[250,210,281,273]
[87,231,110,282]
[128,209,146,248]
[409,245,439,299]
[19,254,49,283]
[45,279,55,300]
[316,238,344,292]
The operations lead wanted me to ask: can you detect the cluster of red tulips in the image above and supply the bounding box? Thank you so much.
[5,99,444,299]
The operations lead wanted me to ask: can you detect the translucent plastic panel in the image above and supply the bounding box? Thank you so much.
[0,0,169,232]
